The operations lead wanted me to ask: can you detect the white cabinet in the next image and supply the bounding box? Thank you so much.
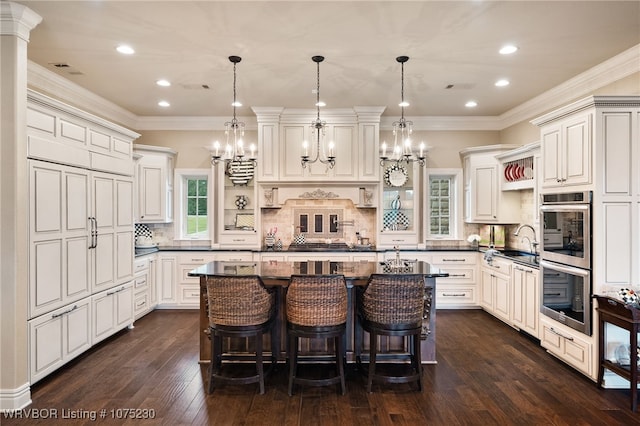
[378,162,424,248]
[134,144,176,223]
[252,106,383,183]
[26,91,138,384]
[460,145,521,224]
[430,252,478,309]
[28,161,134,316]
[133,254,156,320]
[511,263,539,338]
[213,160,260,248]
[538,112,592,189]
[91,282,134,344]
[28,298,92,384]
[480,256,512,323]
[158,251,253,308]
[540,316,593,377]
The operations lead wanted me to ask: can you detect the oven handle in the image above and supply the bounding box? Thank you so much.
[540,204,589,213]
[539,260,590,277]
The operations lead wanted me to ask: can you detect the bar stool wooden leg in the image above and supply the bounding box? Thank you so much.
[367,332,377,393]
[288,335,297,396]
[336,335,346,395]
[256,332,265,395]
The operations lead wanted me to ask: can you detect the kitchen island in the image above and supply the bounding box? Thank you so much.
[189,260,448,364]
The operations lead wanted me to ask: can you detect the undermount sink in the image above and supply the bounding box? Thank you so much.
[498,250,539,265]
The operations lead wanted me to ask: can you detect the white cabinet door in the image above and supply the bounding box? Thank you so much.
[29,298,92,383]
[92,172,134,293]
[92,283,133,344]
[29,160,92,318]
[511,264,539,338]
[136,148,174,223]
[472,164,498,221]
[541,112,592,189]
[158,254,179,305]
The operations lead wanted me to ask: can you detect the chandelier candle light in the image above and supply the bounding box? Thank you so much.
[301,55,335,169]
[380,56,426,167]
[211,56,257,179]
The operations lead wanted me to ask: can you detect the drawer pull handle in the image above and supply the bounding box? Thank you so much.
[442,293,466,297]
[107,286,126,296]
[448,274,466,277]
[136,300,146,307]
[443,258,465,262]
[51,304,78,319]
[549,327,574,341]
[191,258,205,262]
[544,292,561,296]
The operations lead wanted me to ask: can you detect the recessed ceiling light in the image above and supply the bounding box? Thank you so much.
[499,45,518,55]
[231,101,242,107]
[465,101,478,108]
[158,100,170,107]
[156,79,171,87]
[116,44,135,55]
[399,101,410,107]
[316,101,326,107]
[495,79,510,87]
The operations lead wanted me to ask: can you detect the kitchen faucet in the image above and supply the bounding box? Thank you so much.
[514,223,539,254]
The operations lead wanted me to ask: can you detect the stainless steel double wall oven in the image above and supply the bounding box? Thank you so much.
[539,191,592,335]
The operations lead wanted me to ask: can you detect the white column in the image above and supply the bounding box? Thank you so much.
[0,2,42,411]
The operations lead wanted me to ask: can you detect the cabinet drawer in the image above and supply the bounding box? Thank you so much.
[482,257,512,275]
[179,285,201,305]
[378,233,418,247]
[435,267,476,284]
[215,252,254,262]
[134,293,149,316]
[218,233,259,247]
[436,287,477,307]
[178,253,217,265]
[431,253,477,265]
[134,274,148,291]
[540,317,593,377]
[134,258,149,274]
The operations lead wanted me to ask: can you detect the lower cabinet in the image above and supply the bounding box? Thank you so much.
[91,282,134,344]
[430,252,478,309]
[133,255,156,320]
[511,264,539,338]
[540,316,594,378]
[480,257,512,323]
[28,298,92,384]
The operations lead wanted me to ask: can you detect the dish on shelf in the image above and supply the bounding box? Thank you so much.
[523,166,533,179]
[383,210,410,230]
[135,243,158,249]
[384,164,408,187]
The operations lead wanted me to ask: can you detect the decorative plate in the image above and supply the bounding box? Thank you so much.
[384,164,408,187]
[383,210,410,230]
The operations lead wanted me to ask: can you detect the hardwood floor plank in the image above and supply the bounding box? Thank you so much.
[3,310,639,425]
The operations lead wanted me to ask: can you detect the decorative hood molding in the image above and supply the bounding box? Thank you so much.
[259,183,376,208]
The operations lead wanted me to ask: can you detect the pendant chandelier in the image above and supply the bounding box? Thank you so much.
[211,56,257,178]
[301,55,335,169]
[380,56,426,167]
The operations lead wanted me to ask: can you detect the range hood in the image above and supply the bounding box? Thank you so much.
[259,183,377,208]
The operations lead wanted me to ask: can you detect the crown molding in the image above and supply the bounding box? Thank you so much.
[26,44,639,133]
[27,61,139,129]
[0,2,42,40]
[500,43,640,129]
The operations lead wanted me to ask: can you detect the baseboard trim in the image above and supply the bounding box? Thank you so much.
[0,382,31,412]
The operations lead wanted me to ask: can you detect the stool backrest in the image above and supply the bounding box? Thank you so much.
[286,275,347,326]
[361,274,425,325]
[206,275,275,326]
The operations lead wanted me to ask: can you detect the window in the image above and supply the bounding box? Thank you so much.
[175,169,210,240]
[426,168,463,240]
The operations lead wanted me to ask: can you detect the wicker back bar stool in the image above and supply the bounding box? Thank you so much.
[356,273,425,392]
[285,274,348,396]
[205,275,277,394]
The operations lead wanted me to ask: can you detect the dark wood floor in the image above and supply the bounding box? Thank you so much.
[4,309,639,425]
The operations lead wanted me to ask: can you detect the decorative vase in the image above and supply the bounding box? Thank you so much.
[274,239,283,251]
[293,233,306,245]
[264,233,275,248]
[235,195,248,209]
[390,195,402,210]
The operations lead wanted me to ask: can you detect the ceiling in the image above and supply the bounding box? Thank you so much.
[18,1,640,121]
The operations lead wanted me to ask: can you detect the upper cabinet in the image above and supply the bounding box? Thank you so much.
[133,144,176,223]
[212,160,260,249]
[537,112,592,189]
[460,145,521,224]
[377,161,425,249]
[252,107,383,183]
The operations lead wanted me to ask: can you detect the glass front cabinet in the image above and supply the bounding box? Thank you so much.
[214,161,260,248]
[377,162,425,249]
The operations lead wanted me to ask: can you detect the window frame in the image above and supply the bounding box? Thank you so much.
[174,168,212,241]
[425,168,463,240]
